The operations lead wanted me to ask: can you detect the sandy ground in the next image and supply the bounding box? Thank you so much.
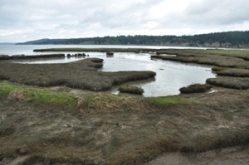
[144,145,249,165]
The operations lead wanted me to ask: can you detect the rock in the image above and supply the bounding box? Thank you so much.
[106,52,114,56]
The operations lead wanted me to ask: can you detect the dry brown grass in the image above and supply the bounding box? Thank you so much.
[1,86,249,165]
[7,89,31,102]
[76,92,150,112]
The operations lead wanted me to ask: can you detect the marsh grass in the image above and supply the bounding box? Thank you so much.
[76,92,150,112]
[1,85,249,164]
[0,82,77,105]
[0,58,155,91]
[152,49,249,92]
[214,67,249,77]
[180,126,249,152]
[153,49,249,70]
[148,96,194,106]
[156,49,249,60]
[207,77,249,89]
[0,82,20,95]
[25,88,77,105]
[1,48,249,164]
[118,85,144,95]
[180,84,212,94]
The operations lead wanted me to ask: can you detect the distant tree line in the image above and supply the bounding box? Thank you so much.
[16,31,249,48]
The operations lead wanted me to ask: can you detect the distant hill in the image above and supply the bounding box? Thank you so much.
[16,38,50,45]
[16,31,249,48]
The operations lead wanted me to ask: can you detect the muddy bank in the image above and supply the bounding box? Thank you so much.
[155,49,249,61]
[213,67,249,77]
[0,85,249,164]
[0,53,65,60]
[152,49,249,69]
[33,47,159,53]
[151,49,249,90]
[0,58,155,91]
[144,145,249,165]
[151,54,248,68]
[207,77,249,89]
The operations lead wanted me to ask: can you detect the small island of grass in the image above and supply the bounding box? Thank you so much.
[118,85,144,95]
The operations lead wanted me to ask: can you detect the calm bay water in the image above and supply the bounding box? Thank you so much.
[0,45,216,97]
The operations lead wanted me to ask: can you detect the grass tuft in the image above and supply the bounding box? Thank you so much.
[25,88,77,105]
[148,96,194,106]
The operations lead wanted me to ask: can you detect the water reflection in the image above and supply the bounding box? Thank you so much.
[11,52,216,97]
[99,53,216,97]
[13,56,86,64]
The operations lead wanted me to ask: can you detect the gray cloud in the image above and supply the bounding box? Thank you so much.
[0,0,248,42]
[184,0,249,25]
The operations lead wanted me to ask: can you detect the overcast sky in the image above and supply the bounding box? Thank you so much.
[0,0,249,42]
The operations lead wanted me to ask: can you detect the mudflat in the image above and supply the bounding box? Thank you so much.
[0,48,249,165]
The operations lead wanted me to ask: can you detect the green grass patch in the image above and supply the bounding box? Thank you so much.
[148,96,194,106]
[0,82,20,96]
[25,88,77,105]
[0,82,77,106]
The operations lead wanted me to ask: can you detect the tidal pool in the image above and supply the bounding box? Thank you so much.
[99,52,216,97]
[17,52,215,97]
